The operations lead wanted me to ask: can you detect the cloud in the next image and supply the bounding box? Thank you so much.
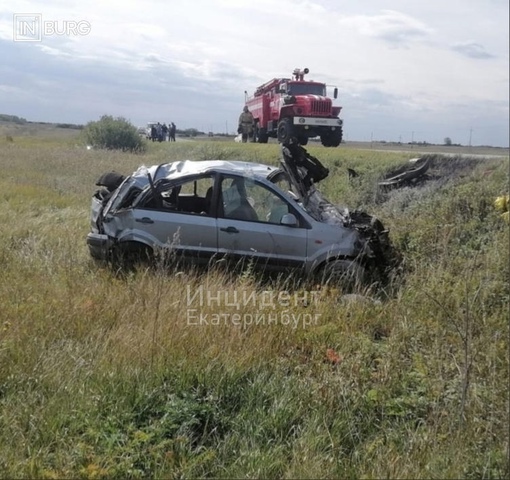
[451,42,495,59]
[340,10,433,46]
[0,1,508,146]
[36,44,72,56]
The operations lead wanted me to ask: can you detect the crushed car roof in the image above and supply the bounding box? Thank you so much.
[131,160,280,184]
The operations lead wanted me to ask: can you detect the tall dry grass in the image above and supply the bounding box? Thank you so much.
[0,138,508,478]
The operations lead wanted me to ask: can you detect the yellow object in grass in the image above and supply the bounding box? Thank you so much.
[494,195,509,213]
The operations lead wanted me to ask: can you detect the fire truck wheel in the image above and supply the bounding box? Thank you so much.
[297,134,309,146]
[277,118,293,144]
[330,128,343,147]
[320,134,332,147]
[321,129,342,147]
[257,129,269,143]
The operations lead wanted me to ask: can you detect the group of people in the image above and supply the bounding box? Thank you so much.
[150,122,176,142]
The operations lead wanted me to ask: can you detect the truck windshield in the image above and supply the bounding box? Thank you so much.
[287,83,326,96]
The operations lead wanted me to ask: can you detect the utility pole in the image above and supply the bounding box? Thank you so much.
[469,127,473,147]
[225,120,228,135]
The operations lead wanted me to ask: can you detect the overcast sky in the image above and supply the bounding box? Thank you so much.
[1,0,508,146]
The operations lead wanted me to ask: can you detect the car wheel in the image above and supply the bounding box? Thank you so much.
[320,259,365,290]
[277,118,293,144]
[111,242,153,270]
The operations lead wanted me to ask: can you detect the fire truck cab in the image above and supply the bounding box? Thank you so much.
[244,68,343,147]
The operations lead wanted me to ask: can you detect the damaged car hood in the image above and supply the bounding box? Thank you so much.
[280,142,398,271]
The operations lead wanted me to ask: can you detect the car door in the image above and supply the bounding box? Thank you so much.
[216,174,308,270]
[131,174,217,263]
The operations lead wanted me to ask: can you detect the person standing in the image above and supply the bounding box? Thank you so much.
[170,122,176,142]
[156,122,163,142]
[238,106,254,143]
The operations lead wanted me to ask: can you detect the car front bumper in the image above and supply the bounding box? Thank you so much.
[86,232,113,261]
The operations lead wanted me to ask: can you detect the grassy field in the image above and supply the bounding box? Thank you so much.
[0,130,508,478]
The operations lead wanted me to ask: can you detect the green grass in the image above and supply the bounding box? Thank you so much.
[0,138,508,478]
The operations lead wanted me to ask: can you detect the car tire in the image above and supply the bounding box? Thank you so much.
[111,242,153,271]
[320,259,365,290]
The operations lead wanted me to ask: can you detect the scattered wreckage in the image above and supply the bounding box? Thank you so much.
[378,157,430,189]
[87,143,399,285]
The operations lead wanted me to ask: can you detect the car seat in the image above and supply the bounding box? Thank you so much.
[204,186,213,214]
[225,178,258,221]
[228,199,258,221]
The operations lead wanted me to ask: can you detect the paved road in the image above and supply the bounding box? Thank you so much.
[366,148,508,159]
[339,141,509,158]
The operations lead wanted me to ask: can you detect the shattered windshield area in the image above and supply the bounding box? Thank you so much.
[105,177,135,212]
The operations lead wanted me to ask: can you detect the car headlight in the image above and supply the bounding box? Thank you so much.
[298,117,306,124]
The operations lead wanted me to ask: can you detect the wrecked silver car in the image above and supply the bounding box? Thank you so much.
[87,144,397,283]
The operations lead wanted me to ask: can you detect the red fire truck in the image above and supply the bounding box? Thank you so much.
[244,68,343,147]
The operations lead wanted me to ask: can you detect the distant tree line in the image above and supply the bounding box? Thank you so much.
[0,114,27,124]
[0,114,85,130]
[178,128,204,137]
[56,123,84,130]
[177,128,234,137]
[443,137,462,146]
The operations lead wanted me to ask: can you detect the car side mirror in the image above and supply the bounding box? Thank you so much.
[280,213,298,227]
[333,87,338,99]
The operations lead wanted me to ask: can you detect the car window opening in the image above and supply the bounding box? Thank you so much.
[143,176,215,216]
